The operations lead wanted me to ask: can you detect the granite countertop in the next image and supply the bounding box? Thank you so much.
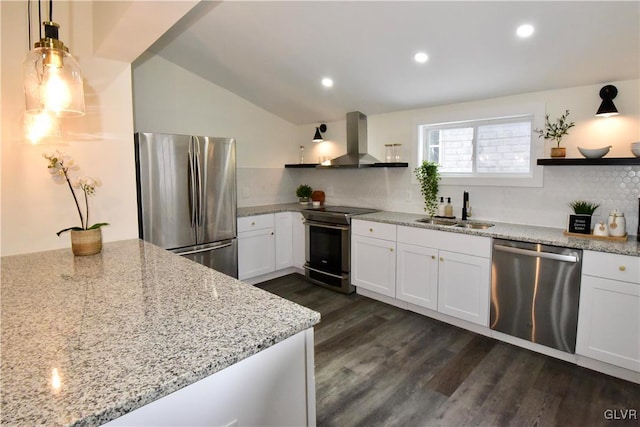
[238,203,639,257]
[0,239,320,427]
[238,202,308,217]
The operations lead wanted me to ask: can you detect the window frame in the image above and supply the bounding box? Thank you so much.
[411,102,545,188]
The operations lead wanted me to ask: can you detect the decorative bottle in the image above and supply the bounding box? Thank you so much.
[299,145,305,164]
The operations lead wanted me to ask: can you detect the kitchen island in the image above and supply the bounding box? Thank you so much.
[1,239,320,426]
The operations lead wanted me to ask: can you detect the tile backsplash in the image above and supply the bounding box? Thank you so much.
[238,165,640,237]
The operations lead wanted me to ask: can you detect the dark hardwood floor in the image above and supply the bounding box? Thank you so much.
[258,273,640,427]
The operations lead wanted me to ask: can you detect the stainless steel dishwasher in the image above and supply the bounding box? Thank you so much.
[490,239,582,353]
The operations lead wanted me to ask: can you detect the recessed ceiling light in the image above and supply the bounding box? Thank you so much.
[321,77,333,88]
[414,52,428,63]
[516,24,534,38]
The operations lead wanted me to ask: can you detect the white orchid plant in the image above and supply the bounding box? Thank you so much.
[44,151,109,236]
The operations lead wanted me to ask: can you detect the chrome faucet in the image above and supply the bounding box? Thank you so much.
[462,191,470,220]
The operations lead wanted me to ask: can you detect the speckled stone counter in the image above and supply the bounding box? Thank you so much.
[238,202,308,217]
[238,203,639,257]
[1,239,320,426]
[357,211,639,257]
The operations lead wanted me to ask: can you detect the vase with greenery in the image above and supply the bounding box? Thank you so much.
[44,151,109,255]
[533,109,575,158]
[415,161,440,217]
[296,184,313,203]
[567,199,599,235]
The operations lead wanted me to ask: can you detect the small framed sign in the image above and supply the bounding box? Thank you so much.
[567,214,592,234]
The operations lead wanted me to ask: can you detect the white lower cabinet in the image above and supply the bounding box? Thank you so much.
[576,251,640,372]
[396,242,438,310]
[395,226,491,326]
[351,221,397,297]
[437,250,491,326]
[275,212,293,270]
[238,214,275,280]
[292,212,306,270]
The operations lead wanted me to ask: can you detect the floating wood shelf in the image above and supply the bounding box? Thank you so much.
[284,163,320,168]
[284,162,408,168]
[537,157,640,166]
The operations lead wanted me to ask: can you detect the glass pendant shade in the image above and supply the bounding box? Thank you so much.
[23,22,85,117]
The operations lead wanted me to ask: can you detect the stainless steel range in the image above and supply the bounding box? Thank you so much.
[301,206,378,294]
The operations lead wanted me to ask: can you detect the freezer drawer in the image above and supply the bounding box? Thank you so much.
[490,239,582,353]
[174,239,238,279]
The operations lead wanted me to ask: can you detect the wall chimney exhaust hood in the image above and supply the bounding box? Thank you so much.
[318,111,379,168]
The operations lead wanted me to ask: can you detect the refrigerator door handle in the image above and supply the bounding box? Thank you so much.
[194,136,204,229]
[173,241,233,256]
[188,138,197,229]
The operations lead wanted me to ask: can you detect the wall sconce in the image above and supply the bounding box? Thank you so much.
[595,85,619,117]
[313,124,327,142]
[23,3,85,118]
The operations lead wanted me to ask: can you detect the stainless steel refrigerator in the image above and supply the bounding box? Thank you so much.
[134,132,238,278]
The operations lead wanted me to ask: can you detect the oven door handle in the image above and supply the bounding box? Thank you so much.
[304,220,350,231]
[303,265,348,280]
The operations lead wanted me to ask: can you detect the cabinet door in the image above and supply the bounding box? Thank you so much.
[292,212,306,269]
[576,275,640,372]
[396,242,438,310]
[275,212,293,270]
[437,250,490,326]
[238,228,275,280]
[352,235,396,297]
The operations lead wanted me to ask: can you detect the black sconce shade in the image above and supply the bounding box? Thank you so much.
[313,124,327,142]
[596,85,619,117]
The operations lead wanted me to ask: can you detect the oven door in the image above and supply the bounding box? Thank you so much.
[304,220,354,293]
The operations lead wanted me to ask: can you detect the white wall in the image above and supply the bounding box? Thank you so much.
[132,53,303,206]
[289,80,640,233]
[1,1,194,256]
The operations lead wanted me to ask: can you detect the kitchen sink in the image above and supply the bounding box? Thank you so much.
[416,218,494,229]
[415,218,459,226]
[454,221,494,229]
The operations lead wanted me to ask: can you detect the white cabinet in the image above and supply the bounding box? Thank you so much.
[437,250,491,326]
[275,212,293,270]
[395,226,491,326]
[105,329,315,427]
[292,212,306,269]
[351,220,397,297]
[576,251,640,372]
[396,243,438,310]
[238,214,275,280]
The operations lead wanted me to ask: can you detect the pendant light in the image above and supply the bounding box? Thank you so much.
[23,1,85,118]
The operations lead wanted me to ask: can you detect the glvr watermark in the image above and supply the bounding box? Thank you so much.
[604,409,638,420]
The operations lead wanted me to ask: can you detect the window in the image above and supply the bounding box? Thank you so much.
[419,115,533,176]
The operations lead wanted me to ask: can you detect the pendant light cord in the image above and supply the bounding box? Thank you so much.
[27,0,32,49]
[49,0,53,22]
[38,0,42,40]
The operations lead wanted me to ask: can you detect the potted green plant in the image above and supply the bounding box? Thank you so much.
[296,184,313,204]
[567,200,600,234]
[534,109,575,158]
[415,161,440,217]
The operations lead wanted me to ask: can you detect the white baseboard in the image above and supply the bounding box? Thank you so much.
[243,267,304,285]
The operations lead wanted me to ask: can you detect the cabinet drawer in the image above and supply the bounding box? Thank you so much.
[583,251,640,285]
[352,220,396,241]
[238,214,274,232]
[397,226,490,258]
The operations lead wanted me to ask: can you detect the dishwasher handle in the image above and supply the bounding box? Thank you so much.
[493,244,579,263]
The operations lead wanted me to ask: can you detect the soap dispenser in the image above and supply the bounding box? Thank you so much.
[444,197,453,218]
[437,197,446,217]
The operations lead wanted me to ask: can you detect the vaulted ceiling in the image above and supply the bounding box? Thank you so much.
[147,1,640,124]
